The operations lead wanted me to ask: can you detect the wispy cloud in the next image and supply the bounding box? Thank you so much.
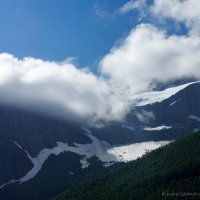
[119,0,200,35]
[151,0,200,35]
[118,0,147,14]
[94,3,111,19]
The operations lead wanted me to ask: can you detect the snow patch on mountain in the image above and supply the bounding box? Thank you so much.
[81,127,92,134]
[188,115,200,122]
[107,141,170,162]
[170,98,182,106]
[103,162,115,167]
[68,171,74,175]
[80,157,90,169]
[0,129,170,189]
[121,125,135,131]
[132,81,199,106]
[144,126,172,131]
[14,141,23,149]
[0,180,17,189]
[18,142,94,183]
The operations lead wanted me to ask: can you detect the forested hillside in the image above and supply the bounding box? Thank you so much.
[54,131,200,200]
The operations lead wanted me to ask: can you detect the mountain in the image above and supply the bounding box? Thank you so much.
[55,131,200,200]
[0,81,200,199]
[92,81,200,144]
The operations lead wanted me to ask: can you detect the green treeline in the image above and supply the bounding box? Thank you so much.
[54,132,200,200]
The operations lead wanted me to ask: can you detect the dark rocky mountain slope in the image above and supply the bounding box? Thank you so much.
[0,81,200,199]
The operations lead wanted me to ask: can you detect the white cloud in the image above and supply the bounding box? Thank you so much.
[94,4,109,18]
[1,1,200,126]
[100,24,200,96]
[152,0,200,35]
[1,23,200,126]
[0,53,129,126]
[119,0,147,14]
[119,0,200,35]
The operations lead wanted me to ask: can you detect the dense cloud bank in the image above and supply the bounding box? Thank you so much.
[0,53,128,125]
[0,0,200,126]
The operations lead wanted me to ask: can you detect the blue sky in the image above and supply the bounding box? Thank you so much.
[0,0,145,70]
